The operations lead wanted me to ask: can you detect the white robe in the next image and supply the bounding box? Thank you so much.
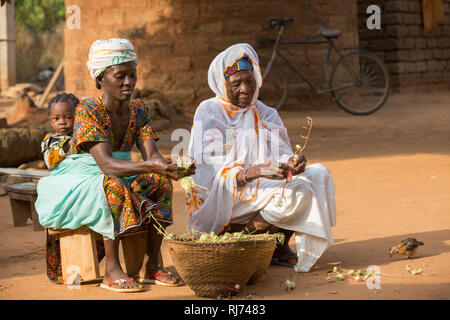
[232,164,336,272]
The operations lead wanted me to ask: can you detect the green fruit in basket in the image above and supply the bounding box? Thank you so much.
[240,234,249,240]
[199,233,209,241]
[220,233,231,241]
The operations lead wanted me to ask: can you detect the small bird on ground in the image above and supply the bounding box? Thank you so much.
[389,238,424,259]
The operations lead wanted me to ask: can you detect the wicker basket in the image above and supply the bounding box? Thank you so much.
[166,236,277,298]
[248,237,278,284]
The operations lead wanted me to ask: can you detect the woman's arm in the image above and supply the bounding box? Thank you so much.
[236,161,291,187]
[137,138,163,161]
[235,155,306,187]
[87,141,184,179]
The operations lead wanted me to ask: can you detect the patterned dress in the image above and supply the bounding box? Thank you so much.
[46,96,172,284]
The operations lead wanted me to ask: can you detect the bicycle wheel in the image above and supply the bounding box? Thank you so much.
[329,51,390,115]
[258,53,289,110]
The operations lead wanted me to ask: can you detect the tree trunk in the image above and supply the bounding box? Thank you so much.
[0,127,47,167]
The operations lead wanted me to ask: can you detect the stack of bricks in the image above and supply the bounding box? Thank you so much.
[64,0,358,111]
[358,0,450,91]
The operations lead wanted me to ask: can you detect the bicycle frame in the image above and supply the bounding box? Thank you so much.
[265,26,358,94]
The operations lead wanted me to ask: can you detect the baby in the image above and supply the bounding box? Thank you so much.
[41,93,79,169]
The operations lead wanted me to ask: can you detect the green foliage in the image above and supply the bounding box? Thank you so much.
[15,0,65,33]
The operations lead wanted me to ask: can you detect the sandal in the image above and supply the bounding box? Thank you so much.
[100,278,145,293]
[137,272,182,287]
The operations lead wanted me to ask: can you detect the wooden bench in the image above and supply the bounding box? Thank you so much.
[0,168,49,231]
[4,181,44,231]
[49,227,162,285]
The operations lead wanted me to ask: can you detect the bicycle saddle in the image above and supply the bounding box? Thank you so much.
[320,27,342,39]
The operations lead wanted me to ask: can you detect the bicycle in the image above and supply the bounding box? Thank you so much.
[257,17,391,115]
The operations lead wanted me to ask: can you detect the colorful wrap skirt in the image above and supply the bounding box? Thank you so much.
[37,152,173,283]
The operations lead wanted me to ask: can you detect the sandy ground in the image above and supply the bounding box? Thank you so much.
[0,91,449,300]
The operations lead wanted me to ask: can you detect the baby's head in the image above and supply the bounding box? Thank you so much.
[48,93,79,135]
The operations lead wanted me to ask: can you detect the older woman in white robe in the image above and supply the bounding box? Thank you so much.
[185,43,336,272]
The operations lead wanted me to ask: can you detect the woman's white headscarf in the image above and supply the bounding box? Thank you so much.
[208,43,262,106]
[86,38,138,80]
[186,43,294,234]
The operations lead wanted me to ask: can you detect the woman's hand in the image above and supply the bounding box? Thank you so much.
[258,161,291,180]
[287,153,307,176]
[181,159,196,177]
[145,157,186,181]
[237,161,290,186]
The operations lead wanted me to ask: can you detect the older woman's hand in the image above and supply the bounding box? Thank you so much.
[239,161,290,184]
[259,161,291,180]
[288,153,307,176]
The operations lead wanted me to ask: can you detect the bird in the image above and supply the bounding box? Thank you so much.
[38,67,55,82]
[389,238,424,259]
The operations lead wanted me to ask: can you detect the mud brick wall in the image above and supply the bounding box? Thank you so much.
[64,0,358,111]
[358,0,450,91]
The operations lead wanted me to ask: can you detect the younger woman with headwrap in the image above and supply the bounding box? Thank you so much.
[36,38,194,291]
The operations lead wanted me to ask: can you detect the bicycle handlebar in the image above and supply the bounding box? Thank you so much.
[269,17,293,29]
